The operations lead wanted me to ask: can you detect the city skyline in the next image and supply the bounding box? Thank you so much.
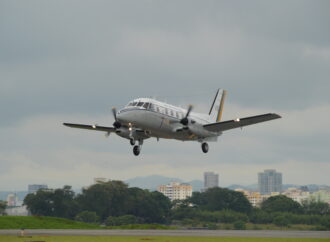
[1,1,329,190]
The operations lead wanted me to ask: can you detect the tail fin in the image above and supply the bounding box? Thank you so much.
[209,89,227,122]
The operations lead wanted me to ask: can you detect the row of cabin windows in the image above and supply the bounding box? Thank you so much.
[127,102,183,119]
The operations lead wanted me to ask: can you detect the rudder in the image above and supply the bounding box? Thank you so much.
[209,89,227,122]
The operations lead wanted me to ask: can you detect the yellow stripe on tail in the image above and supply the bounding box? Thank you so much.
[216,90,227,122]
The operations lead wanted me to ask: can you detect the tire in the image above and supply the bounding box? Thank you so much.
[133,145,140,156]
[202,142,209,153]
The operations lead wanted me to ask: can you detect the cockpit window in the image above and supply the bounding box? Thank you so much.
[143,102,150,109]
[137,102,144,107]
[132,102,137,106]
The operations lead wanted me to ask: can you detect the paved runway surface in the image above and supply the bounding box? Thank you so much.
[1,229,330,238]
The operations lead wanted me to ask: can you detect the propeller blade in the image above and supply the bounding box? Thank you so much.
[112,107,121,128]
[112,107,117,121]
[180,105,193,126]
[185,105,193,118]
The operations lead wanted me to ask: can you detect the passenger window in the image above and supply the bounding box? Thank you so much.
[176,112,179,118]
[143,102,149,109]
[137,102,144,107]
[132,102,137,106]
[170,110,174,116]
[156,107,160,113]
[165,109,168,115]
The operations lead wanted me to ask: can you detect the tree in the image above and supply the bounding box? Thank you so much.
[189,188,252,213]
[126,188,171,223]
[24,189,54,216]
[24,186,78,219]
[75,211,100,224]
[302,200,330,215]
[76,180,130,220]
[52,186,79,219]
[273,215,290,227]
[105,215,139,226]
[0,200,7,215]
[233,220,246,230]
[261,195,302,214]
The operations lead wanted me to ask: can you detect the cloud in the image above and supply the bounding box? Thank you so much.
[0,100,329,190]
[0,1,329,190]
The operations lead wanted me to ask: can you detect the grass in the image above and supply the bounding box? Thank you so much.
[0,216,100,229]
[0,236,329,242]
[106,224,176,229]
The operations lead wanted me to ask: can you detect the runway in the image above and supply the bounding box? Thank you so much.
[0,229,330,238]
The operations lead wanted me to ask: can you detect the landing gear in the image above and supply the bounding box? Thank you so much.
[201,142,209,153]
[133,145,140,156]
[130,138,135,146]
[133,139,143,156]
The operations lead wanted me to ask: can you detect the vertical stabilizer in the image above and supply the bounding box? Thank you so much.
[209,89,227,122]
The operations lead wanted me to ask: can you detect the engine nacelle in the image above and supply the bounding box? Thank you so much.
[115,127,150,140]
[186,123,216,138]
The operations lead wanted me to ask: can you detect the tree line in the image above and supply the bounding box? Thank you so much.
[23,181,330,230]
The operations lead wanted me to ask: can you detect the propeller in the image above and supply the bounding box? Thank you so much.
[112,107,121,129]
[180,105,193,126]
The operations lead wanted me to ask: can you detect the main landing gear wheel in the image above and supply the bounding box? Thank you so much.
[133,145,140,156]
[202,142,209,153]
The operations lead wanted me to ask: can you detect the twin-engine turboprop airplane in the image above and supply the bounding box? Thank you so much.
[63,89,281,156]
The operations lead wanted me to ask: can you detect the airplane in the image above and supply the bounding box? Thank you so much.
[63,89,281,156]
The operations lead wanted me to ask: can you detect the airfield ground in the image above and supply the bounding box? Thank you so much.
[0,236,330,242]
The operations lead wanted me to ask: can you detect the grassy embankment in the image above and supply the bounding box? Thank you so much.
[0,236,329,242]
[0,216,173,230]
[0,216,325,231]
[0,216,100,229]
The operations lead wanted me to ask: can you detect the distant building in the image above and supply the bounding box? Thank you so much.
[308,190,330,204]
[28,184,48,194]
[203,172,219,190]
[235,189,276,207]
[258,169,282,195]
[5,205,28,216]
[6,193,18,207]
[283,187,310,204]
[158,182,192,201]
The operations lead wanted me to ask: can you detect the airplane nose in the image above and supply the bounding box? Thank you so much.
[117,110,129,123]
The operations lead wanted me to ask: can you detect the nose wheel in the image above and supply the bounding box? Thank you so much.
[133,145,140,156]
[133,139,143,156]
[130,138,135,146]
[201,142,209,153]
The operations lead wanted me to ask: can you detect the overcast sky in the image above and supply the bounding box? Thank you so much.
[1,0,329,191]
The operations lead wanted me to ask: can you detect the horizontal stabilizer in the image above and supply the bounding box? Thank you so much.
[203,113,281,132]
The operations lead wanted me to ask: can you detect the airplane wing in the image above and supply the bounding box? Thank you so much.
[63,123,115,133]
[203,113,281,132]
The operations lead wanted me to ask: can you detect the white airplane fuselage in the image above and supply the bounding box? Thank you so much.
[63,89,281,156]
[116,98,219,142]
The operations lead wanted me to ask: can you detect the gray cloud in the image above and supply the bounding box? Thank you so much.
[0,0,329,190]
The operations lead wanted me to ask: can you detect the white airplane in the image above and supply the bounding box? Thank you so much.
[63,89,281,156]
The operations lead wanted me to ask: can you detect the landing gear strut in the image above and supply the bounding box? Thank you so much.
[133,139,143,156]
[201,142,209,153]
[130,138,135,146]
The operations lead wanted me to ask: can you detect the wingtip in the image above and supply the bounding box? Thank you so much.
[273,113,282,119]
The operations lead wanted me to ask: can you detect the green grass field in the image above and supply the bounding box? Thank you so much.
[0,236,329,242]
[0,216,100,229]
